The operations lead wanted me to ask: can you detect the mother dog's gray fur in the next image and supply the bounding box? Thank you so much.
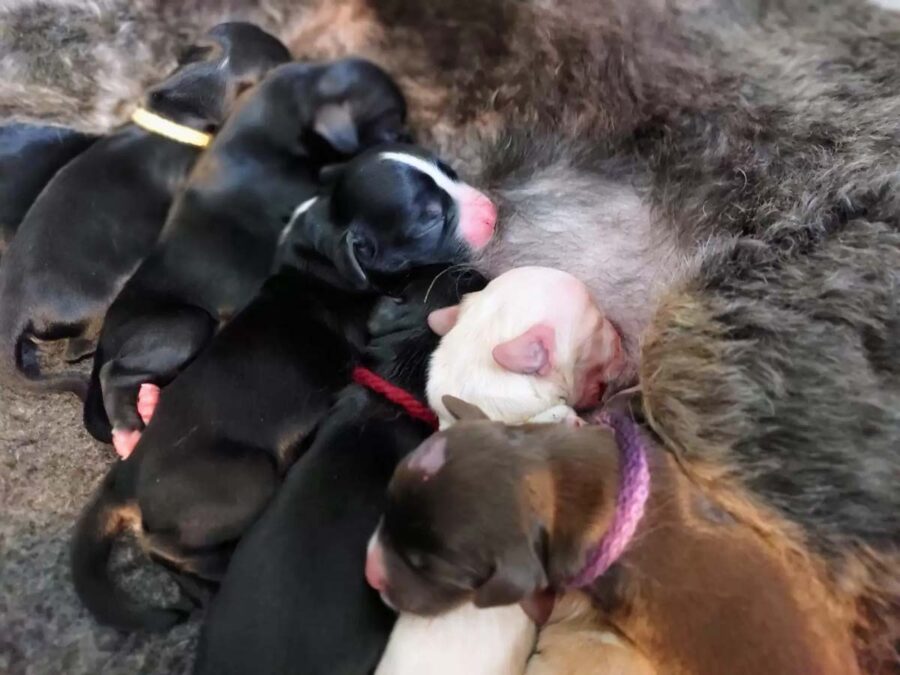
[2,0,898,671]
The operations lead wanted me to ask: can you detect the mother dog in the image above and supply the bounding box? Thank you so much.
[2,0,898,668]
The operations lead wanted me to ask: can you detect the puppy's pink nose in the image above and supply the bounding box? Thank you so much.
[365,544,387,592]
[457,185,497,250]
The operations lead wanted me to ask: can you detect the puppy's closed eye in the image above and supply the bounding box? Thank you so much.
[424,201,443,221]
[408,202,445,240]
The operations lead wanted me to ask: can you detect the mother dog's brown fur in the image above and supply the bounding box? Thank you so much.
[2,0,898,668]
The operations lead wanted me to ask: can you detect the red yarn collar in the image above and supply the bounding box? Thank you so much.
[352,366,439,430]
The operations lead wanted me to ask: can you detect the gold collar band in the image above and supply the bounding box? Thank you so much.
[130,107,212,148]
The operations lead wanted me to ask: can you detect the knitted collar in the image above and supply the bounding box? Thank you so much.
[352,366,439,430]
[566,411,651,588]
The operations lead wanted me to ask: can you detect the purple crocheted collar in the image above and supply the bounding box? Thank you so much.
[566,411,651,588]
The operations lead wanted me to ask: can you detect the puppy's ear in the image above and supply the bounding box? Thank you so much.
[319,162,348,185]
[232,74,260,99]
[314,102,359,155]
[364,111,410,145]
[335,229,371,290]
[473,542,547,608]
[175,39,219,66]
[492,324,555,377]
[442,396,489,422]
[427,305,460,336]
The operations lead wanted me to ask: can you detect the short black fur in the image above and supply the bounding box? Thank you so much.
[194,266,486,675]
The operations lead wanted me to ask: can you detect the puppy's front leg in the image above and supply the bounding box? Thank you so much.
[99,307,215,457]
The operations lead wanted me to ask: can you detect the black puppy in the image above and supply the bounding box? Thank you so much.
[281,143,497,290]
[0,23,290,398]
[71,264,376,632]
[83,58,409,457]
[194,266,486,675]
[0,123,97,252]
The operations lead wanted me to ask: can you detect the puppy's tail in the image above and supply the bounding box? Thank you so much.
[71,470,188,632]
[0,311,88,399]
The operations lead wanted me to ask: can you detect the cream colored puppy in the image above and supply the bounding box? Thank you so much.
[374,602,536,675]
[375,267,626,675]
[427,266,626,427]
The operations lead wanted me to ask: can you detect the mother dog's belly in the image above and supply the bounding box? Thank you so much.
[474,160,707,367]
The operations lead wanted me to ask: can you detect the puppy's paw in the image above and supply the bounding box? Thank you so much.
[112,428,142,460]
[137,383,161,425]
[368,296,426,337]
[528,405,583,427]
[566,413,587,428]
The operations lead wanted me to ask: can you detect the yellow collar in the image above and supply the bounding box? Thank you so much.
[130,107,212,148]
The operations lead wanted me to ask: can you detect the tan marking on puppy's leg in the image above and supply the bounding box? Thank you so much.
[103,502,142,538]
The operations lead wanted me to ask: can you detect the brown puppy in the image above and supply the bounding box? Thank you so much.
[367,399,861,675]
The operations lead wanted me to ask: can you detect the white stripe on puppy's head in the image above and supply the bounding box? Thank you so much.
[378,151,497,250]
[378,151,462,199]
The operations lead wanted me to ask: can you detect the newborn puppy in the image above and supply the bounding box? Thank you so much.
[368,406,862,675]
[374,602,534,675]
[374,267,620,675]
[194,267,486,675]
[0,23,289,398]
[0,123,96,252]
[83,58,408,457]
[280,143,497,290]
[71,266,375,632]
[427,266,626,427]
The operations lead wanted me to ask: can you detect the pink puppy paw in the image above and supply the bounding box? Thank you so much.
[565,412,587,428]
[137,383,161,425]
[112,428,142,460]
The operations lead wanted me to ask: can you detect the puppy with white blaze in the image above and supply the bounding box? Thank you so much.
[281,143,498,291]
[371,266,626,675]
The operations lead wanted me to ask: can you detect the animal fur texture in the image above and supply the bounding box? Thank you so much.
[426,267,625,427]
[374,602,535,675]
[1,0,898,670]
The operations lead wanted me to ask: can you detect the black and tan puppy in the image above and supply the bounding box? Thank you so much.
[0,23,290,398]
[367,407,862,675]
[0,123,97,252]
[83,58,409,457]
[71,264,376,632]
[280,143,497,290]
[194,267,486,675]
